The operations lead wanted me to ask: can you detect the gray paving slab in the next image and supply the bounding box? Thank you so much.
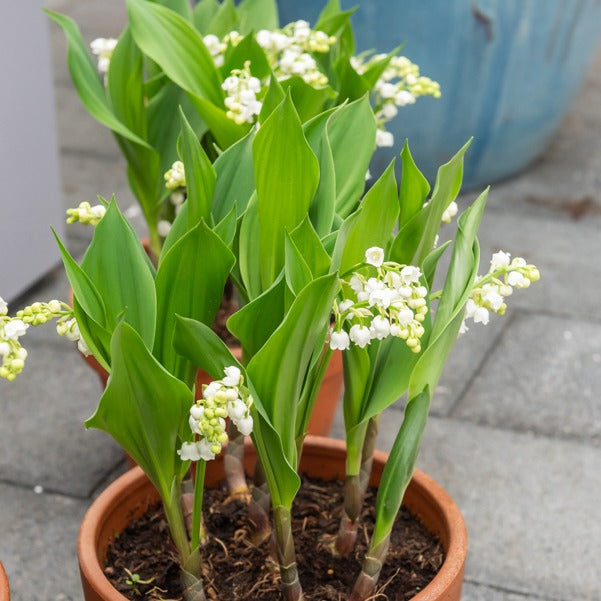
[453,314,601,444]
[462,581,562,601]
[0,339,122,497]
[473,208,601,321]
[0,483,88,601]
[406,417,601,601]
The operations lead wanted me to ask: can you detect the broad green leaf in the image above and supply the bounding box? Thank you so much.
[327,96,376,218]
[372,387,430,546]
[289,217,331,277]
[338,160,399,274]
[284,233,313,296]
[189,95,248,149]
[179,108,215,227]
[422,240,452,289]
[214,203,238,247]
[107,28,146,137]
[259,75,286,124]
[86,322,192,502]
[303,108,338,237]
[173,315,300,508]
[193,0,220,33]
[280,77,335,122]
[238,195,262,299]
[156,0,192,19]
[52,230,106,327]
[80,202,157,348]
[227,276,287,360]
[253,94,319,289]
[154,220,235,380]
[160,202,190,261]
[222,34,271,81]
[174,315,242,380]
[44,10,151,149]
[72,298,112,371]
[334,56,370,104]
[237,0,278,32]
[247,273,339,463]
[399,140,430,227]
[207,0,238,37]
[413,139,472,265]
[360,44,404,88]
[127,0,223,107]
[212,129,256,221]
[430,189,487,339]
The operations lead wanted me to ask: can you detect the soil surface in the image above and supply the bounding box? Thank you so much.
[105,476,444,600]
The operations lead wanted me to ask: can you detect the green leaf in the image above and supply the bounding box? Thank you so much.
[173,315,300,509]
[153,220,235,380]
[327,96,376,218]
[189,95,248,149]
[86,322,192,501]
[246,273,339,464]
[334,56,370,104]
[107,27,146,137]
[80,201,157,349]
[259,75,285,124]
[253,94,319,289]
[280,77,335,122]
[214,203,238,247]
[193,0,220,33]
[413,139,472,266]
[284,233,313,296]
[222,34,271,80]
[227,276,287,360]
[179,108,215,227]
[127,0,223,107]
[44,10,151,149]
[207,0,239,37]
[212,129,256,221]
[337,160,399,274]
[174,315,242,380]
[399,140,430,227]
[236,0,278,32]
[289,217,331,277]
[303,108,338,237]
[422,240,452,289]
[238,194,262,299]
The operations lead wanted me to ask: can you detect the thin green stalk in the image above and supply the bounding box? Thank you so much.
[191,459,206,550]
[335,415,380,555]
[273,505,304,601]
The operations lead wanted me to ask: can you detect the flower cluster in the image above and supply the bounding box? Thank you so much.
[164,160,186,191]
[460,251,540,333]
[90,37,118,76]
[66,202,106,226]
[352,54,440,148]
[0,297,29,381]
[222,62,263,125]
[178,366,254,462]
[330,248,428,354]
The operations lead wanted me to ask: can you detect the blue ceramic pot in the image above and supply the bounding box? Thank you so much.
[277,0,601,188]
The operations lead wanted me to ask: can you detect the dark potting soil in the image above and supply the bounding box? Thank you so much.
[105,477,444,601]
[211,290,238,347]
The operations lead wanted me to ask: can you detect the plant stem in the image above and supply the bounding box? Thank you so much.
[273,505,304,601]
[335,415,380,555]
[224,424,250,500]
[249,460,272,544]
[191,460,206,550]
[348,534,390,601]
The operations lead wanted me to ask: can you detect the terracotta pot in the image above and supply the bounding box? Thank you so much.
[0,562,9,601]
[78,436,467,601]
[81,344,342,438]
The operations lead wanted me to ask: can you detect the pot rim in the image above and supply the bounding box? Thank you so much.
[78,435,467,601]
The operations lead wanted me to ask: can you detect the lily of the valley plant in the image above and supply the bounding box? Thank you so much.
[2,90,538,600]
[47,0,440,259]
